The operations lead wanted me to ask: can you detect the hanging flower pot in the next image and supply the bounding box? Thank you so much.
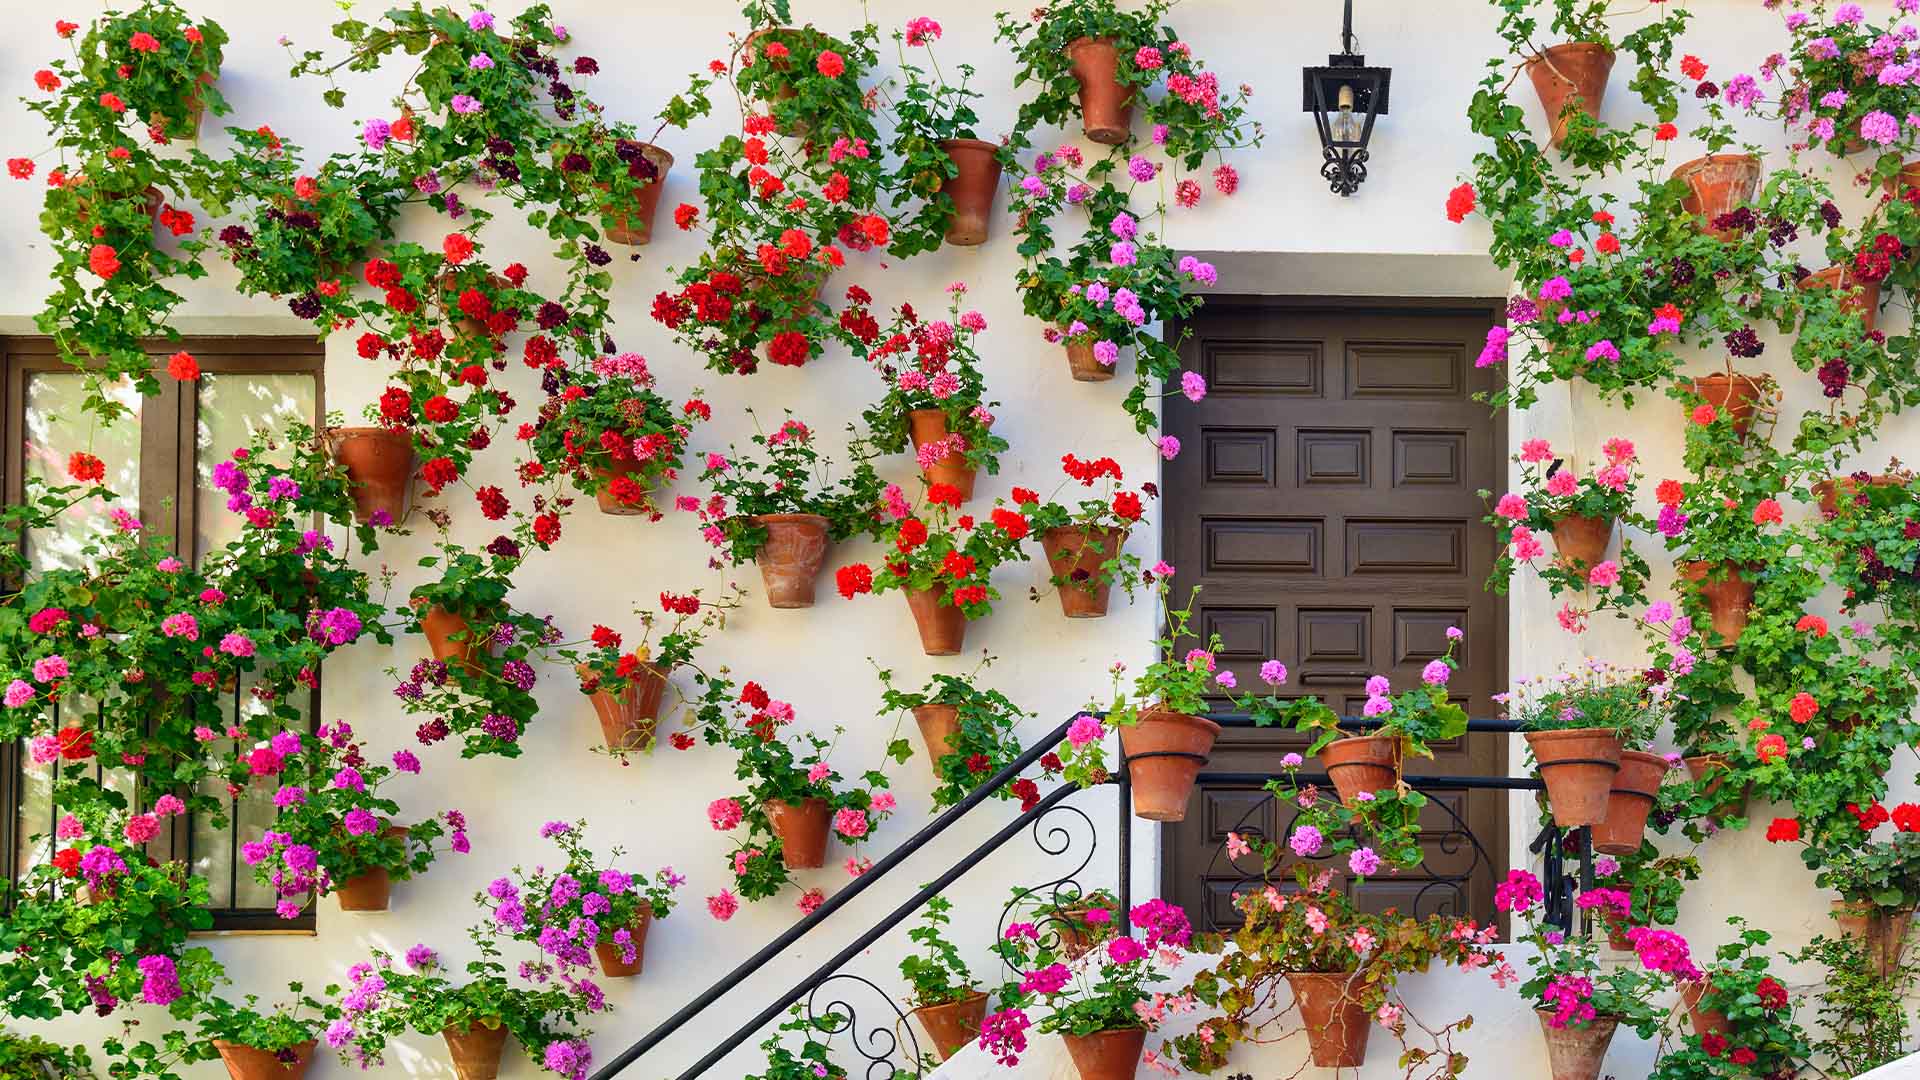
[335,826,409,912]
[1678,980,1731,1040]
[1043,526,1129,618]
[1059,1027,1147,1080]
[579,662,667,753]
[1285,972,1369,1068]
[740,28,807,128]
[1319,735,1402,807]
[1882,158,1920,197]
[1678,561,1754,646]
[1688,372,1764,438]
[1063,337,1116,382]
[1590,750,1669,856]
[176,70,220,141]
[1548,512,1612,570]
[602,143,674,246]
[593,909,654,977]
[753,513,831,609]
[1052,907,1106,960]
[1830,900,1914,977]
[1672,154,1762,240]
[914,992,989,1063]
[1065,37,1132,144]
[765,797,831,869]
[1683,753,1749,821]
[905,587,968,656]
[1536,1011,1618,1080]
[939,139,1003,246]
[1118,708,1221,822]
[1524,728,1622,828]
[442,1021,511,1080]
[1604,912,1633,952]
[907,409,977,502]
[421,605,486,673]
[326,426,416,525]
[590,459,655,516]
[912,703,961,768]
[1800,264,1881,333]
[1814,473,1905,515]
[212,1040,317,1080]
[1524,43,1615,147]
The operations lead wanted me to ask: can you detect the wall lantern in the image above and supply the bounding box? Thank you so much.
[1301,0,1390,196]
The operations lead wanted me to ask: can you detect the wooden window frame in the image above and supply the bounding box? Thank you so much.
[1,336,326,932]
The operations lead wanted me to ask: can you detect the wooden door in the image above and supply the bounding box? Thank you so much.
[1158,299,1508,932]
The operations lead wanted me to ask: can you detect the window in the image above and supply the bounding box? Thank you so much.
[1,337,324,930]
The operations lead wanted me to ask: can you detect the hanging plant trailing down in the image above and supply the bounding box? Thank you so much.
[1004,452,1155,619]
[873,659,1037,811]
[693,413,886,609]
[852,284,1009,504]
[881,16,1002,253]
[1481,436,1653,626]
[1743,0,1920,181]
[564,583,742,759]
[525,350,707,519]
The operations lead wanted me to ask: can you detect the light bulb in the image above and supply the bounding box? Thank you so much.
[1330,83,1362,143]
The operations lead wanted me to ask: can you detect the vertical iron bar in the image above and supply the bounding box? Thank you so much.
[1117,757,1132,936]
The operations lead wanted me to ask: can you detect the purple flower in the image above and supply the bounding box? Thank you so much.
[502,660,536,690]
[1260,660,1288,686]
[481,713,519,741]
[342,808,379,836]
[540,820,575,838]
[1289,825,1324,856]
[363,117,391,150]
[1180,371,1207,402]
[1421,659,1452,686]
[1862,110,1902,145]
[1348,847,1382,876]
[450,95,482,115]
[1126,155,1156,183]
[468,9,495,30]
[392,749,421,773]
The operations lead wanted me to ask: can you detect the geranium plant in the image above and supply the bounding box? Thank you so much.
[899,895,980,1010]
[855,287,1009,480]
[526,351,706,518]
[486,820,683,982]
[1484,436,1652,620]
[1663,918,1813,1078]
[881,17,992,256]
[1503,660,1668,746]
[693,415,886,567]
[1497,869,1667,1038]
[834,481,1031,623]
[194,984,338,1060]
[875,660,1033,810]
[567,585,741,757]
[1006,452,1153,608]
[1238,633,1469,760]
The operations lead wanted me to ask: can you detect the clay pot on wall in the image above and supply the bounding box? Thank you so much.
[914,992,989,1063]
[580,662,667,753]
[1683,752,1750,821]
[593,909,654,977]
[590,458,655,515]
[1536,1011,1619,1080]
[212,1040,317,1080]
[1688,372,1765,438]
[912,704,961,769]
[601,143,674,245]
[421,605,487,674]
[1118,708,1221,822]
[1672,154,1762,240]
[1814,474,1906,515]
[1831,900,1914,977]
[765,797,831,869]
[1524,43,1616,147]
[1677,561,1755,646]
[1800,264,1881,333]
[1524,728,1623,828]
[753,513,831,608]
[1063,336,1116,382]
[906,409,977,502]
[326,427,416,525]
[905,587,968,656]
[1549,513,1613,570]
[1590,750,1669,856]
[442,1021,510,1080]
[334,826,410,912]
[1066,37,1132,144]
[1060,1028,1147,1080]
[1043,525,1129,618]
[1287,972,1370,1068]
[939,138,1003,246]
[1679,980,1732,1040]
[1319,735,1402,807]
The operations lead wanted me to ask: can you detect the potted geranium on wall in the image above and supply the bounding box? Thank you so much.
[875,660,1032,808]
[899,896,987,1064]
[196,986,336,1080]
[1007,453,1152,619]
[695,415,886,609]
[854,286,1008,503]
[1483,437,1651,621]
[1508,660,1666,830]
[1798,816,1920,978]
[568,586,739,758]
[490,820,684,980]
[527,352,706,518]
[1671,919,1814,1074]
[883,17,1000,251]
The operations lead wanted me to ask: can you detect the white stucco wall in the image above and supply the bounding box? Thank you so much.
[4,1,1918,1078]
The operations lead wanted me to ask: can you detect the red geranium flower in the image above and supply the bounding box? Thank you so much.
[167,351,199,381]
[835,564,873,599]
[1893,803,1920,833]
[67,452,104,482]
[1765,817,1800,843]
[87,244,121,279]
[1444,182,1475,223]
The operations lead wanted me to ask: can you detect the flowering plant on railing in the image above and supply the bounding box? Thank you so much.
[1239,635,1468,760]
[1482,437,1652,619]
[1497,869,1667,1038]
[526,352,706,519]
[882,17,990,257]
[1006,453,1154,607]
[694,414,886,567]
[837,481,1032,620]
[855,287,1009,478]
[1169,863,1501,1075]
[875,660,1035,811]
[486,820,682,983]
[1059,584,1225,785]
[323,929,599,1077]
[983,898,1191,1068]
[199,126,405,330]
[1243,756,1429,873]
[1502,660,1670,749]
[1746,0,1920,173]
[238,720,466,919]
[1655,918,1813,1078]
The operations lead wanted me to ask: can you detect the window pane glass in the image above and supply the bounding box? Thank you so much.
[23,372,141,572]
[190,675,307,910]
[194,371,316,560]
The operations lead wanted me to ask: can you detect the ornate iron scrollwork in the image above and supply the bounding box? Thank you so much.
[804,972,923,1080]
[1320,146,1370,196]
[996,801,1100,976]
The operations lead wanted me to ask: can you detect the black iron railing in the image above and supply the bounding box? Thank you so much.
[589,714,1585,1080]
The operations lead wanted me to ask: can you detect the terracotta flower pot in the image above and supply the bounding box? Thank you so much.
[1286,972,1370,1067]
[421,605,486,673]
[1683,753,1750,821]
[1524,728,1622,828]
[1814,474,1905,515]
[1673,154,1762,240]
[1884,158,1920,197]
[1831,900,1914,977]
[580,662,667,753]
[906,587,967,656]
[1800,264,1881,333]
[1679,980,1731,1040]
[1678,561,1754,646]
[765,797,831,869]
[602,143,673,245]
[212,1040,317,1080]
[1060,1027,1146,1080]
[1043,525,1129,618]
[326,426,415,525]
[940,138,1002,246]
[1118,708,1221,822]
[1689,372,1764,438]
[179,70,218,142]
[1066,37,1133,145]
[1604,913,1634,951]
[753,513,831,608]
[906,408,977,502]
[593,909,653,977]
[1525,43,1616,147]
[914,991,989,1063]
[335,826,409,912]
[1319,735,1402,807]
[912,703,961,766]
[1052,906,1108,960]
[442,1021,511,1080]
[1549,512,1613,570]
[1063,338,1116,382]
[1591,750,1669,856]
[1536,1011,1618,1080]
[590,458,655,515]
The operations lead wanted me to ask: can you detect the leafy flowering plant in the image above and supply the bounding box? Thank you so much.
[1483,437,1651,615]
[881,17,991,257]
[693,414,886,565]
[1238,632,1469,760]
[486,820,683,978]
[855,287,1009,477]
[744,1004,848,1080]
[526,351,706,519]
[1006,453,1153,604]
[1799,807,1920,909]
[836,481,1031,619]
[1497,869,1666,1037]
[568,585,739,710]
[237,720,467,919]
[899,895,979,1009]
[1677,918,1813,1075]
[1817,471,1920,623]
[1503,660,1670,747]
[1750,0,1920,167]
[875,660,1035,810]
[984,898,1191,1057]
[194,985,338,1057]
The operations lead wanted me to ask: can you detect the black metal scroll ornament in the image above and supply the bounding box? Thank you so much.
[996,802,1099,977]
[803,972,923,1080]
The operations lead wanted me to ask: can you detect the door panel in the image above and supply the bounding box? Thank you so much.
[1159,300,1508,932]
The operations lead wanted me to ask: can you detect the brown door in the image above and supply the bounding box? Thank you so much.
[1158,298,1508,933]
